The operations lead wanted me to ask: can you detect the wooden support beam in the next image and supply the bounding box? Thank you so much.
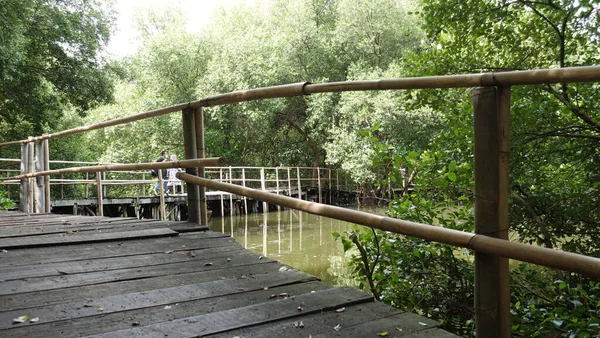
[27,141,34,213]
[242,168,248,215]
[43,139,50,213]
[317,167,322,204]
[34,141,45,213]
[96,172,103,216]
[20,143,28,212]
[194,107,207,226]
[158,169,166,221]
[182,107,200,223]
[260,168,267,213]
[229,166,233,217]
[296,167,301,200]
[473,86,511,338]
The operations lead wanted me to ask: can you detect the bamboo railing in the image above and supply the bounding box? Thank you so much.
[1,65,600,338]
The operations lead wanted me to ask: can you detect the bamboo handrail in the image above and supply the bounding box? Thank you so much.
[177,172,600,279]
[2,66,599,147]
[0,157,225,180]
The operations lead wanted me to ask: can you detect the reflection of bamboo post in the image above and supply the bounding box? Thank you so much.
[317,167,322,204]
[260,168,267,213]
[43,139,50,213]
[275,168,280,211]
[220,168,224,216]
[473,86,511,338]
[20,142,28,212]
[229,166,233,217]
[296,167,301,200]
[242,168,248,215]
[96,172,103,216]
[158,169,165,221]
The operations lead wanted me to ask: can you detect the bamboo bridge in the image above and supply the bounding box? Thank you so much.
[1,66,600,338]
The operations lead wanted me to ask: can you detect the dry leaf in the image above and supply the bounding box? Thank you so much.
[96,307,104,312]
[204,262,213,266]
[335,307,345,313]
[226,258,231,262]
[29,317,39,323]
[132,322,140,326]
[377,332,389,337]
[13,314,31,324]
[164,305,172,310]
[297,305,303,311]
[333,324,342,332]
[263,287,269,291]
[418,322,428,326]
[184,251,196,257]
[57,270,68,275]
[164,250,174,254]
[258,255,263,260]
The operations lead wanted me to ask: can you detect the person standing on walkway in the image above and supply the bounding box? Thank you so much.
[153,150,169,196]
[166,154,182,194]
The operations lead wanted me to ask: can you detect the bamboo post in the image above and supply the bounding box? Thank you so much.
[85,172,89,198]
[260,168,267,213]
[34,141,45,213]
[60,173,64,199]
[296,167,301,200]
[317,167,322,203]
[96,171,103,216]
[158,169,166,221]
[220,168,224,216]
[194,107,207,225]
[328,168,332,205]
[102,171,107,197]
[275,168,280,211]
[473,86,511,338]
[242,168,248,215]
[229,166,233,217]
[287,167,292,199]
[27,141,34,213]
[182,107,200,223]
[43,139,50,213]
[19,142,28,212]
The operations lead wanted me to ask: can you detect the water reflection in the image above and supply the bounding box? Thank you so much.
[208,208,384,286]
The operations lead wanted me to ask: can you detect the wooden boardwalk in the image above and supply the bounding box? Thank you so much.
[0,212,457,338]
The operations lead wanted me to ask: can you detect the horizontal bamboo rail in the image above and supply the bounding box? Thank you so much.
[2,66,599,147]
[0,158,225,180]
[177,172,600,279]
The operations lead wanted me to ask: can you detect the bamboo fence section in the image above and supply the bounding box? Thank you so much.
[2,66,600,147]
[178,172,600,279]
[0,157,225,180]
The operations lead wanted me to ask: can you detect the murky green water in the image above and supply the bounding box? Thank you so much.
[207,207,387,286]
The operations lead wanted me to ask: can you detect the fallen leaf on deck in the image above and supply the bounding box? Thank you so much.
[204,262,213,266]
[164,250,175,254]
[377,332,389,337]
[334,324,342,331]
[297,305,303,311]
[184,251,196,257]
[418,322,427,326]
[57,270,68,275]
[13,314,31,324]
[258,255,263,260]
[263,286,269,290]
[238,288,246,291]
[279,266,288,272]
[1,249,8,253]
[227,258,231,262]
[293,321,305,328]
[132,322,140,326]
[164,306,172,310]
[395,327,403,331]
[335,307,345,313]
[96,307,104,312]
[29,317,39,323]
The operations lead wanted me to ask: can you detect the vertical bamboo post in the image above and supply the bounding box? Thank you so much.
[275,167,280,211]
[85,172,89,198]
[158,169,166,221]
[34,141,45,213]
[194,107,207,225]
[96,172,103,216]
[473,86,511,338]
[43,139,50,213]
[260,168,267,213]
[287,167,292,199]
[296,167,301,200]
[27,140,34,213]
[60,173,64,199]
[182,107,200,223]
[317,167,322,203]
[229,166,233,217]
[219,168,224,216]
[102,172,107,197]
[242,168,248,215]
[20,142,29,212]
[328,168,332,205]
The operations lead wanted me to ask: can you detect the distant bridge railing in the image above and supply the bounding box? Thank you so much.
[1,66,600,338]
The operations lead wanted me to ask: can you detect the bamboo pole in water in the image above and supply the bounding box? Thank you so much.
[177,172,600,279]
[473,86,511,338]
[3,66,600,147]
[0,158,225,181]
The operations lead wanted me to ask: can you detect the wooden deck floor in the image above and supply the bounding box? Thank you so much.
[0,211,458,338]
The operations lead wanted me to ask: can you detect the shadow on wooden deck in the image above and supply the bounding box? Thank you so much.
[0,211,458,338]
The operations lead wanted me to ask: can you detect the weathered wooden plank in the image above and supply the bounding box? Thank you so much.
[84,287,373,338]
[1,245,247,281]
[0,228,178,250]
[0,269,317,330]
[206,300,401,338]
[0,262,290,312]
[2,281,330,338]
[0,232,231,267]
[0,251,274,295]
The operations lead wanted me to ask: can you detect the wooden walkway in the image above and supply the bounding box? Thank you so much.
[0,212,457,338]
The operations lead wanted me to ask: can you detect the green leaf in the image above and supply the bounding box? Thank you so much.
[341,238,353,252]
[447,172,457,182]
